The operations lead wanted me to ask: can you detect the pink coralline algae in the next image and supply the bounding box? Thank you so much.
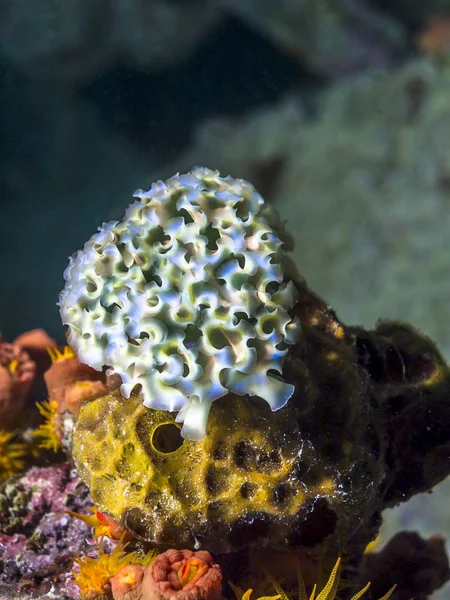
[0,463,96,598]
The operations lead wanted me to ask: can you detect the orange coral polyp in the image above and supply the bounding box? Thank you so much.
[74,536,155,597]
[111,564,145,598]
[149,549,222,600]
[178,558,209,588]
[7,359,19,375]
[117,564,143,586]
[47,345,76,363]
[0,430,27,480]
[33,399,61,452]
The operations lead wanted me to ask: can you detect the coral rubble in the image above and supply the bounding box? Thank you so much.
[0,464,93,598]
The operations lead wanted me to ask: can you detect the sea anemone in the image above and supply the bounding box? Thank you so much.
[0,429,27,480]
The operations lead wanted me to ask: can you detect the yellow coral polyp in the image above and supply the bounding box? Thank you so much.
[0,430,27,480]
[423,364,446,387]
[74,537,156,597]
[47,345,76,363]
[7,358,19,375]
[233,557,396,600]
[364,535,381,554]
[238,591,280,600]
[32,399,61,452]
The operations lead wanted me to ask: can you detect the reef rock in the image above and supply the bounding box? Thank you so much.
[66,167,450,560]
[72,279,450,556]
[360,531,450,600]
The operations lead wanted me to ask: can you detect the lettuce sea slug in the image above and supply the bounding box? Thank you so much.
[59,167,301,440]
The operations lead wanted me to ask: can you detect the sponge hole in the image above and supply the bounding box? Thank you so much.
[151,423,184,454]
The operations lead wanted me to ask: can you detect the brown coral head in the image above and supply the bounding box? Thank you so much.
[111,564,145,599]
[144,549,222,600]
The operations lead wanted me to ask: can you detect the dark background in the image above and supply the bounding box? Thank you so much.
[0,0,444,341]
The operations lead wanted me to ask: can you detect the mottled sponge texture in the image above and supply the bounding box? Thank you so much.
[59,167,301,439]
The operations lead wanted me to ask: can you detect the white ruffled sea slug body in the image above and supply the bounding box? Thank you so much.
[59,167,301,440]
